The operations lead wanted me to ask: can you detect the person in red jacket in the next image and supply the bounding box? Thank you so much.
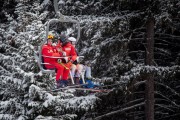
[68,37,84,84]
[58,35,77,86]
[42,34,64,88]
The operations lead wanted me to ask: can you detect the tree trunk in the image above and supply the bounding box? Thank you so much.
[145,16,155,120]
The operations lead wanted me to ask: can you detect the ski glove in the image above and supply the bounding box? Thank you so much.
[66,60,73,68]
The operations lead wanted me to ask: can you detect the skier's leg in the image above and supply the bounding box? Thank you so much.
[53,63,64,88]
[61,68,70,87]
[77,64,85,84]
[70,64,76,78]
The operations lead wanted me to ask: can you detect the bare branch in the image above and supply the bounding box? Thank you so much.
[155,104,174,112]
[155,82,180,97]
[94,102,145,120]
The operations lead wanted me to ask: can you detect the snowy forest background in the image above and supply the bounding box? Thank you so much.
[0,0,180,120]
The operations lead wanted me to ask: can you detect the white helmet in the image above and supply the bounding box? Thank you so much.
[68,37,76,42]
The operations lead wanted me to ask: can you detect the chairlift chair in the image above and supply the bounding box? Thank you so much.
[34,0,85,84]
[38,0,80,74]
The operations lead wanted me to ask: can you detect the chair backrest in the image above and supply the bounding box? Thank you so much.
[34,51,55,73]
[41,56,46,69]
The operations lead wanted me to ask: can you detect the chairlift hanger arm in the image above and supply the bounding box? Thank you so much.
[53,0,80,42]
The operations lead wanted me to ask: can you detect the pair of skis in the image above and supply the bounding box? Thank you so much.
[51,84,112,93]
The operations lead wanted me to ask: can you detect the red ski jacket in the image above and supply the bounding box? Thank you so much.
[42,44,61,69]
[62,42,77,62]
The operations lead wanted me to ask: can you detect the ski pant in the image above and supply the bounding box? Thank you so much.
[45,62,64,81]
[71,64,84,78]
[62,67,70,80]
[53,63,64,81]
[85,65,92,79]
[70,64,76,77]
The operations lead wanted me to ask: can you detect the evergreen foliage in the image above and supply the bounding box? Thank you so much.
[0,0,180,119]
